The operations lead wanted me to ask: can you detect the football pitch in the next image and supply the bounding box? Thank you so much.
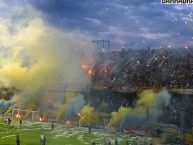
[0,118,158,145]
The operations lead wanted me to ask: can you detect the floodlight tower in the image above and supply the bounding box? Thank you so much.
[91,40,111,118]
[92,40,110,57]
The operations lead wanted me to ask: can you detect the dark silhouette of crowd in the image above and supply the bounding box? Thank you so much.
[90,48,193,129]
[92,48,193,90]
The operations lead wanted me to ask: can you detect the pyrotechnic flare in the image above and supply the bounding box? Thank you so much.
[16,113,20,119]
[65,120,71,125]
[88,69,92,75]
[77,112,82,118]
[39,117,42,122]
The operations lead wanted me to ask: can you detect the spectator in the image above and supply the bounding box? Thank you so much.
[16,133,20,145]
[92,141,96,145]
[51,122,54,131]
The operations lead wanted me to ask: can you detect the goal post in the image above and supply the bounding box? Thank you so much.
[12,108,40,121]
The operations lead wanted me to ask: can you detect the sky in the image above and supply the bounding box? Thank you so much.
[1,0,193,49]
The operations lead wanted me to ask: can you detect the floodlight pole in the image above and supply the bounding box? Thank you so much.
[92,40,110,57]
[146,105,149,121]
[11,104,16,118]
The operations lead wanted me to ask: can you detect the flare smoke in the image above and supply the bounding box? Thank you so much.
[109,89,171,128]
[0,4,92,110]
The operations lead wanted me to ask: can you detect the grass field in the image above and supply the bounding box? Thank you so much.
[0,117,158,145]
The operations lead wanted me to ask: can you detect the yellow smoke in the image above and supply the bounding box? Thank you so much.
[137,89,157,106]
[56,104,68,121]
[0,18,57,109]
[56,92,77,121]
[79,105,99,125]
[109,106,128,126]
[109,89,157,126]
[0,6,91,110]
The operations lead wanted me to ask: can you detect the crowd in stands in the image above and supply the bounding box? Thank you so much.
[160,94,193,129]
[92,48,193,89]
[91,48,193,129]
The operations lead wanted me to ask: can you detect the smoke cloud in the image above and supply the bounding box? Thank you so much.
[0,99,12,112]
[56,93,86,121]
[66,94,85,116]
[79,105,99,125]
[0,4,92,110]
[109,89,171,128]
